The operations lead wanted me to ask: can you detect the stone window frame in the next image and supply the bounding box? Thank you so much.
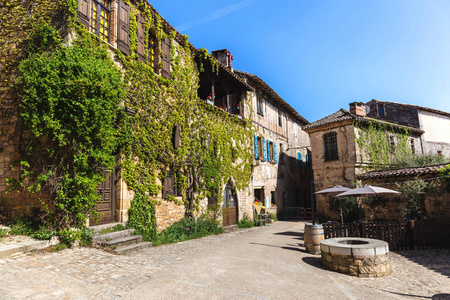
[323,132,338,161]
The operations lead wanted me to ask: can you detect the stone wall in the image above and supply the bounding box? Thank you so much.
[155,198,185,232]
[360,176,450,223]
[309,123,358,220]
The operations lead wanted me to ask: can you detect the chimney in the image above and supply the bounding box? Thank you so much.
[349,102,366,116]
[211,49,233,69]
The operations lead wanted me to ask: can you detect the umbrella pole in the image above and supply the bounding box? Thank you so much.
[311,180,316,225]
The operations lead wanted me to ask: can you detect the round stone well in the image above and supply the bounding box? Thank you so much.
[320,237,391,277]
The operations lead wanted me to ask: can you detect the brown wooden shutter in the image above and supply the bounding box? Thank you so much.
[163,170,174,198]
[117,0,130,55]
[137,14,145,63]
[77,0,90,29]
[161,37,171,79]
[174,124,181,149]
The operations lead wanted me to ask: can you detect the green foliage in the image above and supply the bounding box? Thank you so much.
[362,195,388,208]
[236,212,254,228]
[99,223,127,234]
[155,215,223,246]
[339,197,359,223]
[57,227,93,247]
[439,164,450,192]
[355,120,412,170]
[126,188,158,241]
[30,226,57,240]
[0,229,9,238]
[396,178,430,220]
[8,219,34,236]
[395,153,449,168]
[15,21,124,229]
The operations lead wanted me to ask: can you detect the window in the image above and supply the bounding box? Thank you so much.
[257,96,263,115]
[161,37,171,79]
[148,32,157,71]
[278,110,282,127]
[269,141,274,163]
[294,122,298,138]
[91,0,111,42]
[389,136,395,153]
[323,132,338,161]
[378,104,385,117]
[163,170,176,198]
[410,139,415,154]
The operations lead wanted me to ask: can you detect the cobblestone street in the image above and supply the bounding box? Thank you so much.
[0,221,449,299]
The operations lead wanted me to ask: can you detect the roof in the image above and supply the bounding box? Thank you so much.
[234,70,309,125]
[357,163,449,180]
[369,99,450,118]
[303,109,424,134]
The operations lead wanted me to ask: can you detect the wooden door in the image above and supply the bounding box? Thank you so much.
[95,171,115,224]
[222,183,237,226]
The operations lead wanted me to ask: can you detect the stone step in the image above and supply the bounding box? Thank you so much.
[93,229,135,244]
[0,237,58,259]
[97,235,143,249]
[113,242,153,255]
[89,222,126,234]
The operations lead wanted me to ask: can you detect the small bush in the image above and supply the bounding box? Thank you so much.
[79,228,94,246]
[236,213,253,228]
[155,216,223,246]
[0,228,8,238]
[30,226,57,240]
[8,219,34,236]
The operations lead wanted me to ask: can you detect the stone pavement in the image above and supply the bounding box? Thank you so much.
[0,221,449,299]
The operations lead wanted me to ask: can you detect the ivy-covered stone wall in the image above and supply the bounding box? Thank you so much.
[0,0,255,234]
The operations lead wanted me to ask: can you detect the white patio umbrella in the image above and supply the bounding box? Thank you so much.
[335,185,399,197]
[315,186,352,224]
[315,186,351,197]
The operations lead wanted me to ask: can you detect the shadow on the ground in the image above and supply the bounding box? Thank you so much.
[248,241,308,253]
[273,231,304,241]
[432,294,450,300]
[301,256,327,270]
[394,249,450,279]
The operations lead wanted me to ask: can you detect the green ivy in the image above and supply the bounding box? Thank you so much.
[355,120,412,170]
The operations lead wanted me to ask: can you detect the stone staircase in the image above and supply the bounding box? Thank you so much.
[90,223,152,254]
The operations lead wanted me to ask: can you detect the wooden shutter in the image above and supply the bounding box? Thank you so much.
[254,135,258,159]
[274,143,278,163]
[262,138,267,161]
[161,37,171,79]
[118,0,130,55]
[163,170,174,197]
[300,153,303,169]
[297,152,300,168]
[137,14,145,63]
[77,0,90,29]
[267,140,271,162]
[174,124,181,149]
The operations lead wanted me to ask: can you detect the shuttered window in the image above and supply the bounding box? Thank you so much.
[148,32,157,71]
[117,0,130,55]
[77,0,90,29]
[173,124,181,149]
[163,170,175,198]
[137,14,145,63]
[324,132,338,161]
[262,138,267,161]
[161,37,171,79]
[274,143,278,163]
[90,0,111,42]
[254,135,258,159]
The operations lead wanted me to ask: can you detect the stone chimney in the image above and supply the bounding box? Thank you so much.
[349,102,366,116]
[211,49,233,70]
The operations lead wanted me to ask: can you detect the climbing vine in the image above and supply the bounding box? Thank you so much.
[9,0,254,235]
[355,120,412,170]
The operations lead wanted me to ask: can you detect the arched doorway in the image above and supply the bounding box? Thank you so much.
[222,181,238,226]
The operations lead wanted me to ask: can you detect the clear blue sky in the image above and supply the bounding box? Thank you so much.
[150,0,450,123]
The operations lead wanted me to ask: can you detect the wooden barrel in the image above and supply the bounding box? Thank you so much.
[304,223,324,254]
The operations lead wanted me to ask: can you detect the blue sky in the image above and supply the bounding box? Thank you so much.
[150,0,450,122]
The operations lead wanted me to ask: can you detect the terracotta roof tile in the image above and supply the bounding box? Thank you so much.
[357,163,449,180]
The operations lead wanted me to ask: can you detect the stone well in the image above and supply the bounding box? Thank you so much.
[320,237,392,277]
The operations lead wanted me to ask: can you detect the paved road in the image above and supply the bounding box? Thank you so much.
[0,221,449,299]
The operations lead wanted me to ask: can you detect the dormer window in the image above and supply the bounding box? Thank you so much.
[378,104,385,117]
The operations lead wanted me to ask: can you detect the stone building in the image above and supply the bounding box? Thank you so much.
[0,0,256,230]
[234,69,313,219]
[303,102,424,220]
[365,100,450,156]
